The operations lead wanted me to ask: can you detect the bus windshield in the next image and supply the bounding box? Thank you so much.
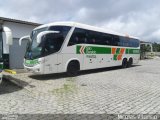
[25,26,71,60]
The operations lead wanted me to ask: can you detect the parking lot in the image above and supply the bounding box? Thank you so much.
[1,58,160,119]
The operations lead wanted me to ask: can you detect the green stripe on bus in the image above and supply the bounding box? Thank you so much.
[76,45,111,54]
[76,46,81,54]
[125,49,129,54]
[85,46,111,54]
[77,45,139,55]
[126,49,140,54]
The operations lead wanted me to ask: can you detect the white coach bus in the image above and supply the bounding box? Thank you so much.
[19,22,140,75]
[0,26,13,82]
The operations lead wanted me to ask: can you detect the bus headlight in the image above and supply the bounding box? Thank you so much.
[38,59,45,64]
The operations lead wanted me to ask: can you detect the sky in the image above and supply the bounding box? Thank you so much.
[0,0,160,42]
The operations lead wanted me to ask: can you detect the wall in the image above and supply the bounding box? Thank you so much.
[3,21,37,38]
[9,38,28,69]
[3,21,38,69]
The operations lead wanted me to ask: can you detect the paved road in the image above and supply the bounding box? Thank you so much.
[1,58,160,119]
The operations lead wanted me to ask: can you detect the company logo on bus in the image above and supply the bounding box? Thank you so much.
[86,47,96,54]
[25,59,39,67]
[78,46,96,54]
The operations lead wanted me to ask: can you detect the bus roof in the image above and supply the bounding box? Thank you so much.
[35,22,139,40]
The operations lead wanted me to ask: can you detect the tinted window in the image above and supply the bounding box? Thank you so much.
[119,36,128,47]
[42,33,64,55]
[96,32,106,45]
[68,28,87,46]
[130,38,139,47]
[119,37,139,47]
[87,30,98,45]
[68,27,139,47]
[69,28,115,46]
[113,36,120,46]
[49,26,71,38]
[87,31,106,45]
[102,34,113,45]
[68,28,110,46]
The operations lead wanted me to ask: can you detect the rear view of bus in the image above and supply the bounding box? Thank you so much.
[20,22,140,75]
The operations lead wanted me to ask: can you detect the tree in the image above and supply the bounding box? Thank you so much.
[140,44,151,59]
[140,44,151,52]
[152,42,160,52]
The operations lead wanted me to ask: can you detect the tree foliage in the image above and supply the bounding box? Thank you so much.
[152,42,160,52]
[140,44,151,53]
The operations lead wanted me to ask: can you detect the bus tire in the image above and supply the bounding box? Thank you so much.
[127,58,133,67]
[67,61,80,76]
[122,58,127,68]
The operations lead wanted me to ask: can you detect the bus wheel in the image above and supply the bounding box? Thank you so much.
[67,61,80,77]
[122,58,127,68]
[127,58,133,67]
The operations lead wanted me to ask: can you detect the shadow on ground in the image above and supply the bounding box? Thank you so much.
[29,65,141,81]
[0,79,23,95]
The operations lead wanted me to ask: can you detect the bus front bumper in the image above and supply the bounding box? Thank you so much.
[24,64,43,74]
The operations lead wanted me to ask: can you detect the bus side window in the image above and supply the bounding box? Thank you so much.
[96,32,105,45]
[86,30,92,44]
[75,37,79,44]
[68,35,78,46]
[84,37,87,43]
[68,28,87,46]
[104,34,113,46]
[130,39,139,47]
[113,36,119,46]
[43,33,64,54]
[106,34,114,46]
[92,38,96,44]
[119,36,128,47]
[87,30,98,45]
[136,40,140,47]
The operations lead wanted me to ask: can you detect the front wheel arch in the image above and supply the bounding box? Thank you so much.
[66,60,80,76]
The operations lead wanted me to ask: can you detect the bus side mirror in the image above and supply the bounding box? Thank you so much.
[3,26,13,45]
[19,35,30,46]
[37,31,60,43]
